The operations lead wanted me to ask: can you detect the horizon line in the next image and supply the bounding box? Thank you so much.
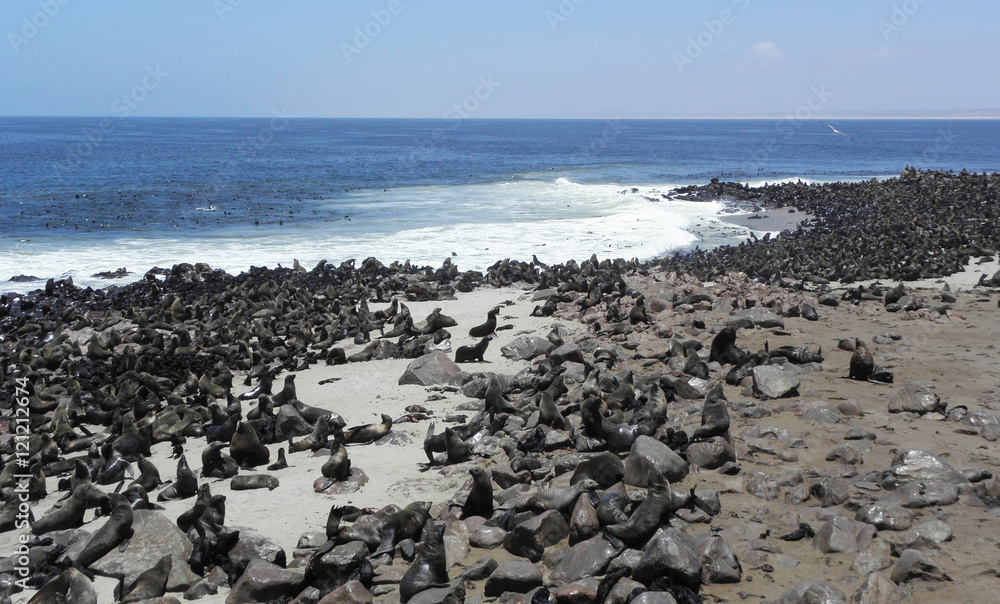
[3,113,1000,121]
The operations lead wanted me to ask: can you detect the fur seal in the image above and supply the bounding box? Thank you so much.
[344,414,392,445]
[461,467,494,519]
[848,339,874,381]
[537,392,565,430]
[201,442,239,479]
[444,427,472,464]
[690,383,730,442]
[120,554,170,603]
[27,567,97,604]
[230,474,279,490]
[32,484,105,535]
[709,326,748,366]
[320,438,352,488]
[229,421,270,467]
[398,520,450,603]
[157,454,199,501]
[571,452,625,489]
[605,467,673,548]
[469,307,500,338]
[515,478,598,514]
[271,374,297,406]
[455,336,490,363]
[266,447,289,471]
[485,373,518,420]
[75,493,134,568]
[289,414,330,452]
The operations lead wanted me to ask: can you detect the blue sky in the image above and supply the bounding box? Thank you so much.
[2,0,997,118]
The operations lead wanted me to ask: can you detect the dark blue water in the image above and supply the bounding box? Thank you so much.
[1,117,998,290]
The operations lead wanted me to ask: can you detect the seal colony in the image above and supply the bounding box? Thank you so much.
[1,169,1000,603]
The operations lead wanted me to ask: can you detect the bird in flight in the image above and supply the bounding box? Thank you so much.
[819,120,853,141]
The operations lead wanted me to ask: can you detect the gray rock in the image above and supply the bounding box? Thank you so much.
[321,580,373,604]
[813,517,875,554]
[745,472,780,501]
[850,553,893,576]
[802,403,843,424]
[443,521,470,569]
[880,479,959,508]
[229,528,287,567]
[275,404,313,440]
[850,571,903,604]
[752,365,801,399]
[727,308,785,329]
[888,520,953,555]
[469,524,506,549]
[888,382,942,415]
[226,559,305,604]
[623,436,689,486]
[313,541,369,580]
[827,444,864,465]
[695,533,742,584]
[548,534,620,584]
[686,436,736,470]
[845,427,876,441]
[569,490,600,545]
[633,528,702,591]
[885,450,967,485]
[810,478,851,507]
[398,351,465,386]
[502,510,568,562]
[408,583,465,604]
[500,336,554,361]
[90,510,199,592]
[855,505,912,531]
[484,560,543,597]
[460,556,499,581]
[630,593,679,604]
[889,549,952,583]
[777,581,847,604]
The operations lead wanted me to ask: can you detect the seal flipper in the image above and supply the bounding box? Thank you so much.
[601,529,623,550]
[118,535,131,553]
[371,527,397,559]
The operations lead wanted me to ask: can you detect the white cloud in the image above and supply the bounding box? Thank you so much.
[750,41,786,60]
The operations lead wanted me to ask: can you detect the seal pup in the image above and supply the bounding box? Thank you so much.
[120,554,171,603]
[344,414,392,445]
[485,373,518,420]
[398,519,450,603]
[537,391,565,430]
[461,467,494,519]
[455,336,490,363]
[289,414,331,452]
[74,493,134,569]
[238,373,273,401]
[709,326,748,366]
[270,374,297,406]
[514,478,598,514]
[129,455,162,493]
[468,307,500,338]
[266,447,289,471]
[201,442,239,479]
[229,421,270,467]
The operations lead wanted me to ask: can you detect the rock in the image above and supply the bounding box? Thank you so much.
[229,528,287,567]
[312,541,368,581]
[630,593,680,604]
[855,505,912,531]
[443,521,470,569]
[850,572,904,604]
[726,308,785,329]
[408,583,465,604]
[777,581,847,604]
[810,478,851,507]
[484,560,543,597]
[850,553,893,576]
[226,559,305,604]
[686,436,736,470]
[469,524,506,549]
[826,444,864,465]
[548,535,620,584]
[880,480,959,508]
[695,533,742,584]
[818,293,840,307]
[90,510,199,592]
[889,549,952,583]
[887,520,953,555]
[745,472,780,501]
[274,404,313,440]
[460,556,499,581]
[802,403,843,424]
[885,450,966,485]
[752,365,801,399]
[845,427,876,441]
[503,511,568,562]
[633,528,702,591]
[623,436,689,486]
[551,578,602,603]
[500,336,554,361]
[888,382,942,415]
[398,351,464,386]
[569,491,600,545]
[813,517,875,554]
[317,580,373,604]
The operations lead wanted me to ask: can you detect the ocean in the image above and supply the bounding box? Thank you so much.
[1,117,998,293]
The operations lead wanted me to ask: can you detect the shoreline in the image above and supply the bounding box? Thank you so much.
[2,169,1000,603]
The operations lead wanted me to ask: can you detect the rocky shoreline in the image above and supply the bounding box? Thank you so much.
[2,169,1000,604]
